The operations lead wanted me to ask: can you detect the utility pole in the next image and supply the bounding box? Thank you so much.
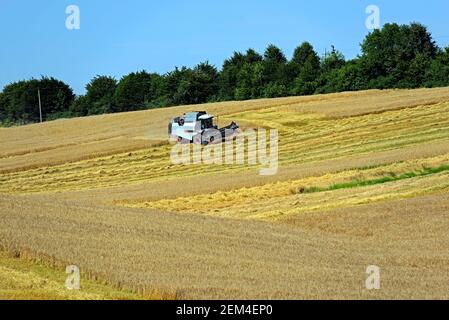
[38,88,43,123]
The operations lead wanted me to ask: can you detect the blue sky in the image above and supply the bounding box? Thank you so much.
[1,0,449,94]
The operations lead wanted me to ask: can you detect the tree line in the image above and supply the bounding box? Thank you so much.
[1,22,449,125]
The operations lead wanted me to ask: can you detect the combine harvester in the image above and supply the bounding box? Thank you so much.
[169,111,240,145]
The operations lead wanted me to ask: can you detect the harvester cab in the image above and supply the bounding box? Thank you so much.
[169,111,239,145]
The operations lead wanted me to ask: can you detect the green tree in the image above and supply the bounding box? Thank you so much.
[234,49,264,100]
[289,42,321,95]
[318,60,366,93]
[219,51,247,100]
[145,73,167,108]
[69,95,89,117]
[0,77,74,123]
[321,47,346,72]
[262,44,288,86]
[114,71,155,112]
[235,62,263,100]
[315,47,347,94]
[191,62,219,103]
[38,77,75,117]
[0,91,7,124]
[289,42,320,77]
[291,62,319,95]
[0,80,34,122]
[359,23,437,88]
[425,47,449,87]
[262,82,288,98]
[403,53,431,88]
[245,48,263,64]
[169,62,219,105]
[84,75,117,115]
[165,67,191,105]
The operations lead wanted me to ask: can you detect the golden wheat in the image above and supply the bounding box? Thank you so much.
[1,193,448,299]
[1,88,449,299]
[2,101,449,195]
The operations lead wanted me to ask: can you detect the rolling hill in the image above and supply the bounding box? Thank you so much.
[1,87,449,299]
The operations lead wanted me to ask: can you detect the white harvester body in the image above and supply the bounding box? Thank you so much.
[168,111,239,144]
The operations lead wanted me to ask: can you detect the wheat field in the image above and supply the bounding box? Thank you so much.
[1,87,449,299]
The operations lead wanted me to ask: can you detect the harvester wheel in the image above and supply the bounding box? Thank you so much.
[178,136,189,144]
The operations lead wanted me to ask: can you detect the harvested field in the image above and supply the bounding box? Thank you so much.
[1,193,448,299]
[1,87,449,299]
[2,101,449,195]
[0,251,142,300]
